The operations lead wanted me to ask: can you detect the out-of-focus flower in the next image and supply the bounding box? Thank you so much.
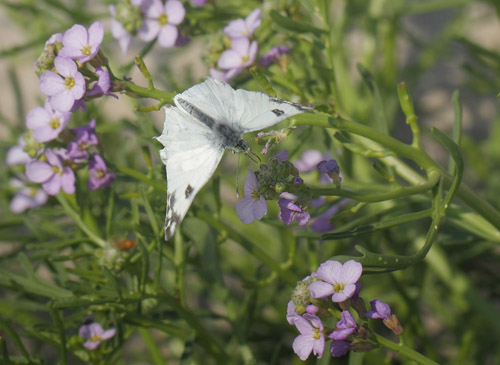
[260,45,290,67]
[330,340,350,357]
[274,150,288,162]
[309,260,363,303]
[109,1,143,54]
[278,199,310,226]
[9,177,48,214]
[223,9,261,39]
[25,149,75,195]
[67,119,99,161]
[310,199,349,233]
[39,56,86,112]
[236,168,267,224]
[209,67,241,83]
[292,314,325,361]
[218,38,257,70]
[6,137,31,166]
[190,0,208,5]
[329,311,357,340]
[26,100,71,143]
[59,22,104,63]
[305,304,319,315]
[79,322,116,350]
[88,154,115,190]
[110,8,134,54]
[138,0,185,48]
[294,150,325,173]
[287,300,300,325]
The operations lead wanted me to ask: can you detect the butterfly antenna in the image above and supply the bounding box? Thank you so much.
[246,150,261,164]
[235,153,240,198]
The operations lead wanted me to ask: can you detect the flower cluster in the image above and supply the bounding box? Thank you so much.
[6,22,116,213]
[109,0,186,53]
[287,260,403,360]
[235,149,344,231]
[79,320,116,350]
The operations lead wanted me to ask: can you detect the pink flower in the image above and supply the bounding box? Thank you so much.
[292,314,325,361]
[26,100,71,143]
[138,0,185,48]
[223,9,261,39]
[88,154,115,190]
[235,168,267,224]
[59,22,104,63]
[79,322,116,350]
[293,150,325,173]
[39,56,86,112]
[25,149,75,195]
[278,199,310,226]
[9,177,48,214]
[218,38,257,70]
[308,260,363,303]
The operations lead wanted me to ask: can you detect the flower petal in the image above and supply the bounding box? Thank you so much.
[138,19,161,42]
[26,107,50,130]
[54,56,77,77]
[157,24,178,48]
[292,334,314,361]
[339,260,363,284]
[236,197,257,224]
[308,281,333,299]
[100,328,116,340]
[62,24,88,50]
[88,21,104,49]
[314,260,342,284]
[61,168,75,194]
[49,91,75,112]
[43,175,62,195]
[39,71,65,96]
[217,49,242,70]
[25,161,53,183]
[165,0,185,25]
[251,196,267,220]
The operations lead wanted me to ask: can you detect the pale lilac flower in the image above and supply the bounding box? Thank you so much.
[218,38,257,70]
[287,300,300,325]
[109,5,134,54]
[209,67,241,83]
[330,340,350,357]
[310,199,349,233]
[45,32,63,47]
[364,299,391,319]
[236,168,267,224]
[59,22,104,63]
[87,68,116,98]
[138,0,185,48]
[88,154,115,190]
[274,150,288,162]
[6,137,31,166]
[309,260,363,303]
[67,119,98,161]
[79,322,116,350]
[26,100,71,143]
[294,150,325,173]
[305,304,318,315]
[224,9,261,39]
[260,45,291,67]
[329,311,357,340]
[9,177,48,214]
[190,0,207,5]
[278,199,310,226]
[25,149,75,195]
[39,56,86,112]
[292,314,325,361]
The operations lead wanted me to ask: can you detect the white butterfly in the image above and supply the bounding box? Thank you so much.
[156,77,312,240]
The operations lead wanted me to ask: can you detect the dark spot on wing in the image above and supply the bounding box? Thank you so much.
[272,109,284,116]
[165,193,181,240]
[185,184,194,198]
[176,97,215,129]
[269,97,313,112]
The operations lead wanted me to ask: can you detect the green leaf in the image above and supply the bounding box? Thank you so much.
[270,10,326,34]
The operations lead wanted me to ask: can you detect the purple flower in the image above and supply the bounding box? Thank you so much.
[318,159,342,185]
[274,150,288,162]
[45,32,63,47]
[109,5,133,54]
[292,314,325,361]
[190,0,207,5]
[287,300,300,325]
[59,22,104,63]
[260,45,291,67]
[236,169,267,224]
[26,100,71,143]
[305,304,318,315]
[224,9,261,39]
[310,199,349,233]
[330,340,350,357]
[365,299,391,319]
[309,260,363,303]
[87,68,116,98]
[278,199,310,226]
[329,311,357,340]
[25,149,75,195]
[67,119,98,161]
[88,154,115,190]
[218,38,258,70]
[6,137,31,166]
[138,0,185,48]
[79,322,116,350]
[9,177,48,214]
[209,67,241,83]
[294,150,325,173]
[39,56,86,112]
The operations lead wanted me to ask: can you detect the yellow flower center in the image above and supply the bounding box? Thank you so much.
[312,328,321,340]
[81,45,92,56]
[52,165,62,175]
[96,169,106,178]
[158,14,168,26]
[333,282,345,293]
[49,118,60,130]
[29,188,37,197]
[250,189,260,201]
[241,55,250,63]
[90,335,102,343]
[65,77,75,90]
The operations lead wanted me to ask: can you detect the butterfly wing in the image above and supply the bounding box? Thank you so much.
[174,77,312,134]
[157,106,225,240]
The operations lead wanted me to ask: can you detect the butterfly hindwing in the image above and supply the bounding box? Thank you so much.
[157,107,224,240]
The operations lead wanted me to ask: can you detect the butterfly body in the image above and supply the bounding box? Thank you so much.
[157,78,311,240]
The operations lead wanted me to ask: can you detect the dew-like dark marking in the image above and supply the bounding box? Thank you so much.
[185,184,194,198]
[272,109,284,116]
[176,97,215,128]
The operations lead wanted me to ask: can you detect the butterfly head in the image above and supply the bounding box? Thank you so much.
[232,139,250,153]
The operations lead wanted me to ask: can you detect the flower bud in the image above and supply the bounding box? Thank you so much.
[115,0,143,34]
[274,182,286,193]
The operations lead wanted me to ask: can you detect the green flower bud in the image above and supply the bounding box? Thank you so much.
[116,0,143,34]
[274,182,287,193]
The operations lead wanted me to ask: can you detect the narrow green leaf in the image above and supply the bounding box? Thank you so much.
[0,318,31,362]
[270,10,326,34]
[48,307,67,365]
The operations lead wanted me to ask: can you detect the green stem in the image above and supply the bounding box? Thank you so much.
[374,333,439,365]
